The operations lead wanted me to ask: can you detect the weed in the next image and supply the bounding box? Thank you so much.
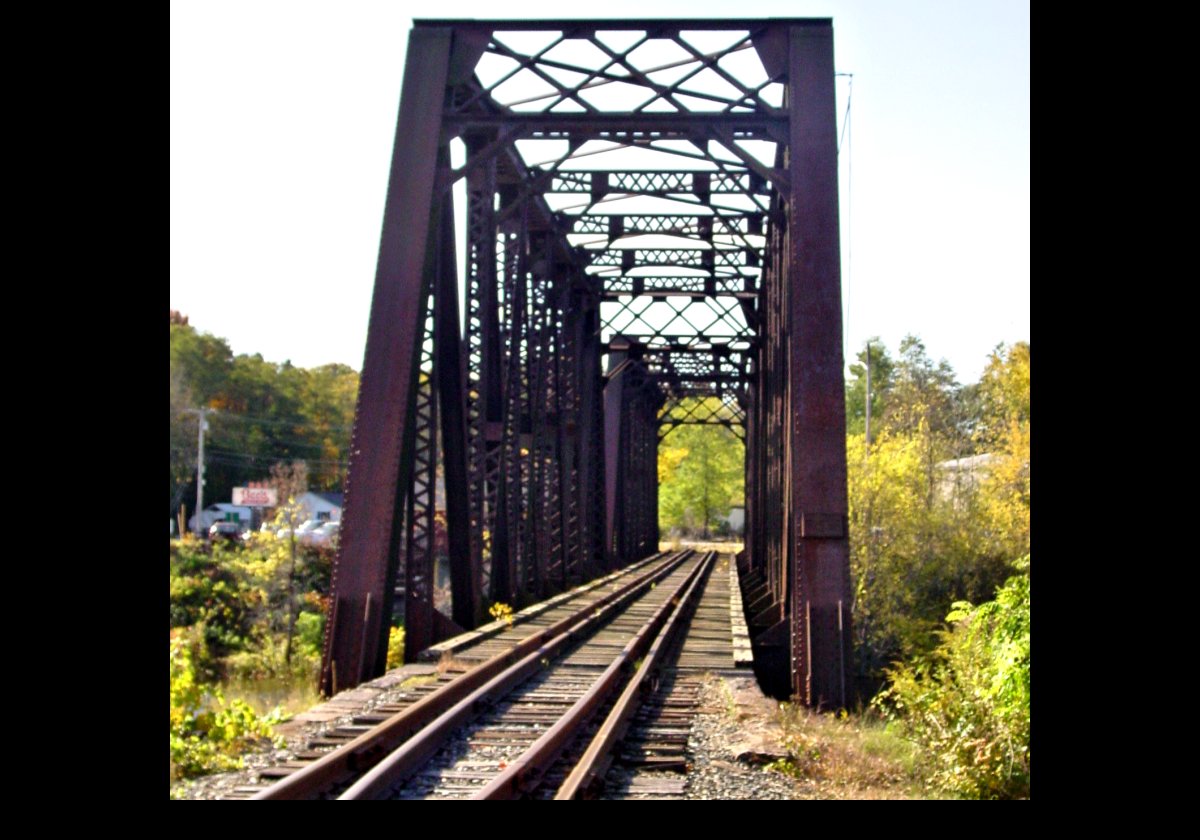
[399,674,438,690]
[489,602,515,627]
[386,625,406,670]
[170,633,283,782]
[767,702,930,798]
[717,679,738,719]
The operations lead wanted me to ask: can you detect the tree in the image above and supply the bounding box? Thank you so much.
[845,336,1028,689]
[299,363,359,491]
[975,342,1030,560]
[885,335,962,441]
[657,398,744,537]
[975,341,1030,449]
[168,314,359,513]
[270,460,309,665]
[845,338,895,438]
[170,367,197,518]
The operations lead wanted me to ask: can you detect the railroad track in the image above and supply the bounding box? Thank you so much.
[244,548,727,800]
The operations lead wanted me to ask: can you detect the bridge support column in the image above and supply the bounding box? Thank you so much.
[786,23,853,708]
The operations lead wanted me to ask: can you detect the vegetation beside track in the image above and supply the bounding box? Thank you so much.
[169,320,1029,798]
[169,530,336,783]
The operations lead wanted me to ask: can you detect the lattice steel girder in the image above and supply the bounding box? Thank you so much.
[548,172,768,196]
[564,213,764,235]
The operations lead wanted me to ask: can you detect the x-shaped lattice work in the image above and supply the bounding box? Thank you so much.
[324,19,852,707]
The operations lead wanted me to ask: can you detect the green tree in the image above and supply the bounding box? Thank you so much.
[270,460,309,665]
[875,557,1030,798]
[975,342,1030,559]
[846,336,1027,689]
[657,398,744,537]
[170,317,234,516]
[169,313,359,515]
[976,341,1030,449]
[885,335,960,437]
[299,363,359,491]
[845,338,895,438]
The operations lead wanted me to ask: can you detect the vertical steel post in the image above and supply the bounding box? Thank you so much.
[577,298,605,579]
[603,342,629,569]
[434,183,480,630]
[786,22,853,708]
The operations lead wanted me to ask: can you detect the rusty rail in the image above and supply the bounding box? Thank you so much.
[338,549,698,799]
[253,550,687,800]
[476,551,717,799]
[554,553,716,798]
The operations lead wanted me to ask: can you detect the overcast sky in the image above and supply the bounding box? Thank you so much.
[170,0,1028,385]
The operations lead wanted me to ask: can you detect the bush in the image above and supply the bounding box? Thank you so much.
[873,556,1029,799]
[386,625,405,670]
[170,631,282,781]
[294,610,325,660]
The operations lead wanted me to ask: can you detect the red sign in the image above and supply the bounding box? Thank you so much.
[233,487,278,507]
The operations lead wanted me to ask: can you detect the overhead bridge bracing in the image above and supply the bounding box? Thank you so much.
[321,18,852,706]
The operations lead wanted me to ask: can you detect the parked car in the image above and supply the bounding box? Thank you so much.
[307,521,340,547]
[189,504,253,533]
[291,519,325,543]
[208,521,241,541]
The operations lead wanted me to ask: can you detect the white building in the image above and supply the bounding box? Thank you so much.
[295,492,344,523]
[188,503,254,532]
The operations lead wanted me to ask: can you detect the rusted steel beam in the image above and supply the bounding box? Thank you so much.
[602,342,629,569]
[434,180,480,630]
[464,134,505,609]
[415,17,833,30]
[576,298,605,580]
[785,22,852,709]
[320,27,453,695]
[442,113,787,142]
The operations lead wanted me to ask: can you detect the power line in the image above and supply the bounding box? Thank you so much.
[205,448,350,468]
[836,71,854,364]
[213,411,355,431]
[170,406,354,431]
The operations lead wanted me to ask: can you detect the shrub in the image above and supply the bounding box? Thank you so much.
[873,556,1029,799]
[169,539,257,657]
[386,625,405,670]
[488,602,515,627]
[294,610,325,660]
[170,631,283,780]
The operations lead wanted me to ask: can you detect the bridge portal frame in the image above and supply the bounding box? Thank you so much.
[320,18,851,706]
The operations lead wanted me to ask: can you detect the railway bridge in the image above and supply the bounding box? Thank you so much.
[321,17,851,707]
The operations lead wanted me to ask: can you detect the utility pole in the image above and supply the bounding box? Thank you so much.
[864,341,872,447]
[184,408,212,535]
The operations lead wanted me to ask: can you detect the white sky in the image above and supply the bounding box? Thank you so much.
[170,0,1029,386]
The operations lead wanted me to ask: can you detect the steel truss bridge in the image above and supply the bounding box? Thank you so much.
[321,18,852,705]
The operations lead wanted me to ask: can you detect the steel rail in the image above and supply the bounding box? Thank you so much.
[252,550,685,800]
[474,550,717,799]
[338,548,698,800]
[554,551,716,798]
